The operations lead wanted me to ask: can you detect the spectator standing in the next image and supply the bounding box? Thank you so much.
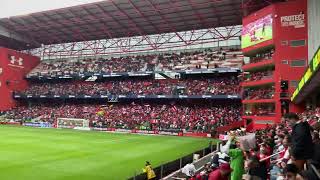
[143,161,156,180]
[208,163,232,180]
[285,113,314,171]
[229,140,245,180]
[219,136,245,180]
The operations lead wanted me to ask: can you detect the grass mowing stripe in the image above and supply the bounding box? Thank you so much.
[0,126,214,180]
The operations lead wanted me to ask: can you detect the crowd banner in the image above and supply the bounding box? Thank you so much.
[237,133,256,151]
[218,134,229,141]
[259,150,285,162]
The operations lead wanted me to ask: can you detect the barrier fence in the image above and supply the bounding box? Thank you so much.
[128,143,216,180]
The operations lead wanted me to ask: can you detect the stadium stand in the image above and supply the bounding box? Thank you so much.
[164,111,320,180]
[243,70,274,82]
[1,0,318,179]
[244,103,276,117]
[3,103,241,133]
[243,86,275,100]
[20,78,240,96]
[27,48,243,76]
[249,50,274,64]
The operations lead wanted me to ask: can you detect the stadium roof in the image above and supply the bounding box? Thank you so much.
[0,0,273,50]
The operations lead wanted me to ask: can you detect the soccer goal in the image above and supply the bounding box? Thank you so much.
[56,118,90,130]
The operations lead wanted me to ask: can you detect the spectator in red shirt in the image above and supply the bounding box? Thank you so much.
[208,163,232,180]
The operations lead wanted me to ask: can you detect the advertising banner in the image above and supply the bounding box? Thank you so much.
[24,122,52,128]
[133,130,158,135]
[158,131,181,136]
[114,129,132,133]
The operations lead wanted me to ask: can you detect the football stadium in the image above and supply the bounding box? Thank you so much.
[0,0,319,180]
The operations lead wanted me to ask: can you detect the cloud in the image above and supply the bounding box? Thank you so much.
[0,0,103,18]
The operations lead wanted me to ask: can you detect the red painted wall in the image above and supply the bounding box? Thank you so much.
[0,48,40,111]
[273,0,308,122]
[241,0,308,129]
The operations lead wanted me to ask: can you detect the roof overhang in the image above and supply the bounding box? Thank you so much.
[0,0,280,50]
[292,46,320,104]
[0,0,245,49]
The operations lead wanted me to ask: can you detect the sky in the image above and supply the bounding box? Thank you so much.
[0,0,103,18]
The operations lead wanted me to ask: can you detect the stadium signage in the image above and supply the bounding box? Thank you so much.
[281,13,305,28]
[227,95,239,98]
[115,129,131,133]
[13,93,242,101]
[292,46,320,101]
[135,130,157,135]
[158,131,180,136]
[26,68,241,80]
[8,55,24,68]
[92,127,109,131]
[24,122,52,128]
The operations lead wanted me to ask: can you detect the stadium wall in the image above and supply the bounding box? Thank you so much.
[0,48,40,111]
[273,0,308,115]
[242,0,307,129]
[308,0,320,63]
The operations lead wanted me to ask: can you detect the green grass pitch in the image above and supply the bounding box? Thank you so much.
[0,126,214,180]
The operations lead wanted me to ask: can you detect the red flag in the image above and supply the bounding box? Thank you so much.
[172,105,177,112]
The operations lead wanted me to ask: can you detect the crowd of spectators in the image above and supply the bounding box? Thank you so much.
[244,70,273,81]
[183,111,320,180]
[244,104,276,116]
[28,48,242,76]
[243,86,275,100]
[249,50,274,64]
[20,78,240,96]
[3,103,242,133]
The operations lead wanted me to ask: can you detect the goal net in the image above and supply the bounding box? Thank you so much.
[56,118,90,130]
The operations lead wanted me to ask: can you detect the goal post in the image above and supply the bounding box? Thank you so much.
[56,118,90,130]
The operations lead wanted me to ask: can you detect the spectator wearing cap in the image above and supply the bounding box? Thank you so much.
[208,163,232,180]
[285,113,314,171]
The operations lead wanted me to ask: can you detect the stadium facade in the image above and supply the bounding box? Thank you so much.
[0,0,316,131]
[242,0,308,130]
